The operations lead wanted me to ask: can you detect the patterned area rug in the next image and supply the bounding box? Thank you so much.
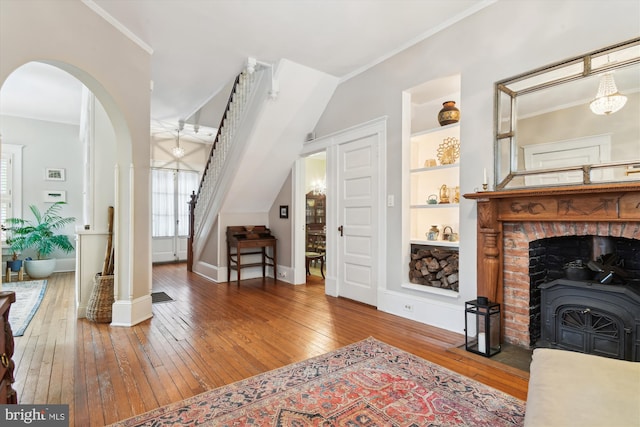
[112,337,525,426]
[2,280,47,337]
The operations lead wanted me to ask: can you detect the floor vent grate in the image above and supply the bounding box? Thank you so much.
[151,291,174,304]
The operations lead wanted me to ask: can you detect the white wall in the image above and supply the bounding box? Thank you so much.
[314,0,640,333]
[0,115,82,267]
[269,171,293,272]
[305,157,326,193]
[1,0,153,326]
[92,99,117,230]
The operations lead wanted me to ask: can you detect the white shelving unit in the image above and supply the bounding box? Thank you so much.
[409,123,460,247]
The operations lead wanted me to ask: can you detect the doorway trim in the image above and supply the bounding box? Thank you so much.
[298,117,387,302]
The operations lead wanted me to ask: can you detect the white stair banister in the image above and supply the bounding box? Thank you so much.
[191,68,265,257]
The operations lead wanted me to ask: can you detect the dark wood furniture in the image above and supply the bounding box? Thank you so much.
[305,229,326,279]
[227,226,277,284]
[305,252,325,279]
[305,192,325,226]
[306,230,326,254]
[305,192,326,280]
[0,290,17,404]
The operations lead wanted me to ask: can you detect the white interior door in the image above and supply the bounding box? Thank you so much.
[337,134,379,306]
[523,135,611,185]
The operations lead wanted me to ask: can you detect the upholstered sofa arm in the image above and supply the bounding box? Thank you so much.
[524,348,640,427]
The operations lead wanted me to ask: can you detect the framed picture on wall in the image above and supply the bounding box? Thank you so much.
[44,190,66,203]
[45,168,65,181]
[279,205,289,219]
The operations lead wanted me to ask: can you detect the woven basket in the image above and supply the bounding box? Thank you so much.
[86,274,115,323]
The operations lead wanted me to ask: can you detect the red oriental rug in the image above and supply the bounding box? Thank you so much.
[111,337,525,426]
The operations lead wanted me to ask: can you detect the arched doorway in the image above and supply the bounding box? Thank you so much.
[0,61,118,313]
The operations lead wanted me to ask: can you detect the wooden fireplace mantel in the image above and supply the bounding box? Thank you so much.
[464,182,640,303]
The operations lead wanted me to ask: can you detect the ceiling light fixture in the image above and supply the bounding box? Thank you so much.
[589,72,627,115]
[172,129,185,158]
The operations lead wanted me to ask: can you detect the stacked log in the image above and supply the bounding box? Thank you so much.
[409,246,459,291]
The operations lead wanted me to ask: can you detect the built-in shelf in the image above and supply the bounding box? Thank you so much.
[410,203,460,209]
[409,122,460,246]
[409,163,459,173]
[401,282,461,299]
[406,77,461,294]
[410,239,459,248]
[411,122,459,138]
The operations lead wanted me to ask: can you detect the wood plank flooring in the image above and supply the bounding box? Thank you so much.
[10,263,528,426]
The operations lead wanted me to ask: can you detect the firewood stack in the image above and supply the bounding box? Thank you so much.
[409,247,459,291]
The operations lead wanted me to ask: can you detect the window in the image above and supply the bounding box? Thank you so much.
[151,169,198,237]
[0,154,12,242]
[1,144,22,242]
[177,171,198,236]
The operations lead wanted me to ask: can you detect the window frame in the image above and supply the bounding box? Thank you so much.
[151,168,198,238]
[1,143,23,243]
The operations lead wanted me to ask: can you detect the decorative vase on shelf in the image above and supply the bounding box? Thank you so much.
[427,225,440,241]
[439,184,450,204]
[437,101,460,126]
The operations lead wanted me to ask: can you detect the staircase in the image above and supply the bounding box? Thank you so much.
[189,59,338,281]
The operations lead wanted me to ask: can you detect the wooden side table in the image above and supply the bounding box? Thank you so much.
[227,226,277,284]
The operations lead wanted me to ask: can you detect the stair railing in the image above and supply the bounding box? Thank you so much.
[188,69,259,270]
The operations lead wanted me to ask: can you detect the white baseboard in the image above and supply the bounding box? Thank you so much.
[193,260,283,284]
[275,264,294,284]
[76,305,87,319]
[378,288,465,335]
[55,257,76,272]
[111,294,153,326]
[193,260,220,282]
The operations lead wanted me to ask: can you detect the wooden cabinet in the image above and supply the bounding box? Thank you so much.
[305,192,325,226]
[409,123,460,248]
[305,192,326,254]
[0,291,17,404]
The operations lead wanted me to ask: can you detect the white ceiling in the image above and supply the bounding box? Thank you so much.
[0,0,493,129]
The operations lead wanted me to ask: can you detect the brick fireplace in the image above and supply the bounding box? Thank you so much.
[465,183,640,349]
[502,222,640,347]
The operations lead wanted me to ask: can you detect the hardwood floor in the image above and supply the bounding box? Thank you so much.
[11,263,528,426]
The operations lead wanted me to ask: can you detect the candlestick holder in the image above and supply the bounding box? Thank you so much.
[482,183,488,191]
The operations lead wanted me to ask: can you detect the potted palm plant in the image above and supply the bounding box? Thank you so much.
[4,202,76,279]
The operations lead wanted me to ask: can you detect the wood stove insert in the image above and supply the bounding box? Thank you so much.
[539,279,640,361]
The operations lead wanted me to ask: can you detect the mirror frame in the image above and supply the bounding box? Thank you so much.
[494,37,640,190]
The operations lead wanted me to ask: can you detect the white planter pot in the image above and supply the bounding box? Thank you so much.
[25,259,56,279]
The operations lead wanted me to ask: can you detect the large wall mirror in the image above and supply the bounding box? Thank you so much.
[495,38,640,190]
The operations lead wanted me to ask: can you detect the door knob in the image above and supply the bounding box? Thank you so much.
[338,225,343,237]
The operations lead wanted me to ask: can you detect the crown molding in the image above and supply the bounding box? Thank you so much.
[81,0,154,55]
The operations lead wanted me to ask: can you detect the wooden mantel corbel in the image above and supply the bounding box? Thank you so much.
[464,182,640,304]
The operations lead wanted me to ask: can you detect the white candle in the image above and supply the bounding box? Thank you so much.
[478,332,486,353]
[483,168,487,185]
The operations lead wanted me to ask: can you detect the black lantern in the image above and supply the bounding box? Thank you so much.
[465,297,501,357]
